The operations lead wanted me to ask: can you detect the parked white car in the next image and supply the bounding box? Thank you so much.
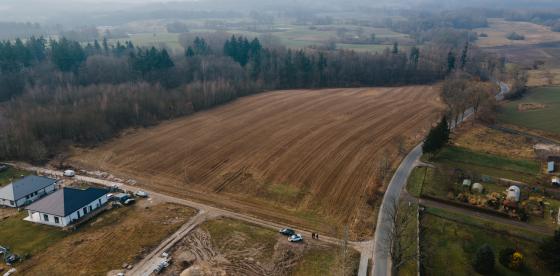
[63,170,76,177]
[288,234,303,242]
[135,190,149,198]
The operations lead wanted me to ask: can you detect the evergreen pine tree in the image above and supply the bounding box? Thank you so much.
[460,41,469,70]
[447,51,456,72]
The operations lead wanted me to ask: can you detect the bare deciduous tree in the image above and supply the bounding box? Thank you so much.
[382,196,419,275]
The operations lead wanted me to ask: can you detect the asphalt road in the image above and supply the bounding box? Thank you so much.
[369,80,510,276]
[370,144,424,276]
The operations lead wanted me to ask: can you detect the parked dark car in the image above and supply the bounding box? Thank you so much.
[279,228,296,236]
[5,254,19,265]
[0,164,9,173]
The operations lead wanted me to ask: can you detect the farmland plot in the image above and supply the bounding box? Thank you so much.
[71,86,444,238]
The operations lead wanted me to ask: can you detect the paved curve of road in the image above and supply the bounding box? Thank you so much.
[370,81,509,276]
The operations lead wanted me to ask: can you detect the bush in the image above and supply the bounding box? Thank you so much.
[473,244,495,274]
[479,33,489,37]
[499,247,516,267]
[499,248,524,270]
[511,252,524,270]
[538,230,560,272]
[506,32,525,40]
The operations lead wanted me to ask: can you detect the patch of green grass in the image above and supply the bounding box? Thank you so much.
[0,167,31,186]
[336,43,409,53]
[423,209,551,276]
[265,183,302,202]
[407,167,427,197]
[434,146,539,177]
[202,218,277,262]
[292,247,337,276]
[398,202,419,276]
[415,166,454,198]
[292,245,360,276]
[425,207,547,241]
[0,212,67,257]
[498,86,560,135]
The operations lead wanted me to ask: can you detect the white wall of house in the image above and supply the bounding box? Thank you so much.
[26,194,108,227]
[0,183,57,208]
[0,198,15,207]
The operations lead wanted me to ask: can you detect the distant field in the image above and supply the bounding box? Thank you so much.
[475,18,560,48]
[114,24,411,53]
[498,86,560,135]
[528,69,560,87]
[71,86,444,239]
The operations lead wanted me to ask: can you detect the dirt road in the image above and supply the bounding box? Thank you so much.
[14,164,373,276]
[70,86,444,239]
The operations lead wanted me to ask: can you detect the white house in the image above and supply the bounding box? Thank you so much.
[25,187,109,227]
[0,176,58,208]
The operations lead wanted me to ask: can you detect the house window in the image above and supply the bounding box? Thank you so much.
[9,200,14,205]
[43,214,49,222]
[54,217,60,224]
[83,207,87,214]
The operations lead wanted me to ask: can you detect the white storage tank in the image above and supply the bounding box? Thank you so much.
[506,186,520,202]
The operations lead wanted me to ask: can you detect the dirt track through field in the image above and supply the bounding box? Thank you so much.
[71,86,444,238]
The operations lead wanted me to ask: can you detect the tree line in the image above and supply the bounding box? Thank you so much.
[0,34,500,162]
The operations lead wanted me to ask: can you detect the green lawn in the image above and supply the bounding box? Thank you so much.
[406,167,428,197]
[433,146,539,183]
[0,212,67,258]
[0,167,31,186]
[422,208,551,276]
[397,202,419,276]
[294,245,359,276]
[498,86,560,135]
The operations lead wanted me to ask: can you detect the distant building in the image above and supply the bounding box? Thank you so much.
[547,156,560,173]
[462,179,472,188]
[0,176,58,208]
[25,187,109,228]
[548,161,555,174]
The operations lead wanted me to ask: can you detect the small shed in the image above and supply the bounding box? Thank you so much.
[462,179,472,188]
[506,186,521,202]
[472,183,484,193]
[548,161,555,174]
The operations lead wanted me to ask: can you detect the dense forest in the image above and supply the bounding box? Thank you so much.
[503,9,560,31]
[0,33,501,162]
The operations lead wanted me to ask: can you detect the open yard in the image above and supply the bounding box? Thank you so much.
[70,86,444,239]
[162,217,359,276]
[12,202,195,275]
[498,86,560,136]
[452,124,536,160]
[422,208,551,276]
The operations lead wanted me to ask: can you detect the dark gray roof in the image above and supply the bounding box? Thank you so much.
[0,175,58,201]
[26,187,109,217]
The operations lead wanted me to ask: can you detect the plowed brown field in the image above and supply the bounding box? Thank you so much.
[71,86,444,239]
